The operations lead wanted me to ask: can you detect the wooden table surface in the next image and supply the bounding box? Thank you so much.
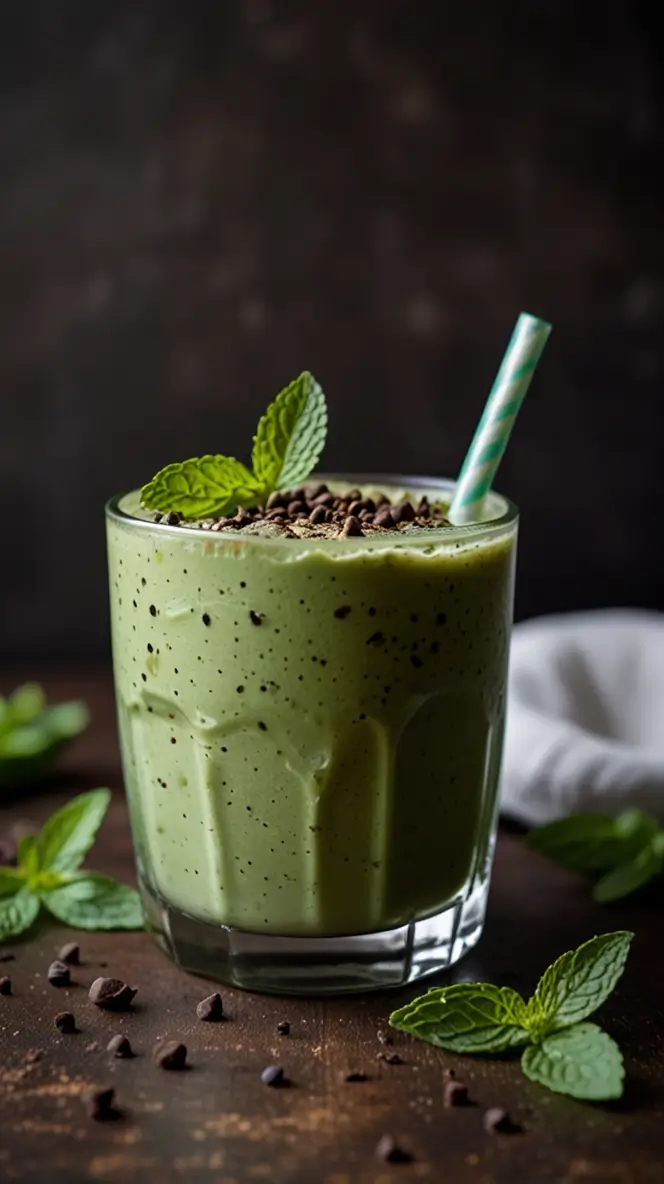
[1,671,663,1184]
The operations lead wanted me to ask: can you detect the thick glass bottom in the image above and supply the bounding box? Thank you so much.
[140,876,490,995]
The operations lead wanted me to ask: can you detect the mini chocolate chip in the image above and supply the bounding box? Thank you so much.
[346,489,362,501]
[202,613,211,626]
[309,504,327,524]
[162,511,181,526]
[249,610,264,626]
[375,1135,412,1164]
[288,486,306,502]
[334,605,352,619]
[342,515,364,537]
[359,509,374,521]
[55,1011,76,1033]
[344,1071,368,1082]
[82,1086,118,1121]
[276,1020,290,1035]
[58,942,80,966]
[483,1107,521,1134]
[312,491,335,507]
[149,604,157,616]
[392,500,416,523]
[47,961,70,988]
[288,500,307,516]
[436,611,447,626]
[444,1080,470,1107]
[347,500,364,516]
[374,509,396,529]
[89,978,136,1011]
[155,1041,188,1070]
[366,631,385,646]
[196,993,224,1022]
[266,506,288,518]
[153,513,163,522]
[107,1034,133,1058]
[261,1064,286,1087]
[417,497,430,516]
[266,491,286,509]
[0,975,12,995]
[410,654,423,668]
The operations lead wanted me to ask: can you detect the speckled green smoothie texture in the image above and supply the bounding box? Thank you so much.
[107,484,516,937]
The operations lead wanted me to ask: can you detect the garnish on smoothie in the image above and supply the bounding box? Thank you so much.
[390,930,632,1101]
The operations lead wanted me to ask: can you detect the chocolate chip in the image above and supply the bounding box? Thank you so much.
[309,504,327,524]
[359,509,374,521]
[344,1071,368,1082]
[89,977,136,1011]
[155,1041,188,1070]
[107,1034,133,1058]
[47,961,70,988]
[276,1020,290,1035]
[366,631,385,646]
[392,500,416,523]
[82,1086,118,1121]
[149,604,157,616]
[266,506,288,519]
[261,1065,286,1087]
[58,942,80,966]
[347,500,364,516]
[202,612,211,626]
[312,491,335,507]
[417,497,430,516]
[483,1107,521,1134]
[266,491,285,509]
[287,486,306,502]
[249,610,264,626]
[196,992,224,1022]
[444,1080,470,1107]
[288,500,307,516]
[162,511,181,526]
[334,605,352,620]
[306,483,328,499]
[375,1135,412,1164]
[342,516,363,537]
[436,612,447,627]
[55,1011,76,1034]
[346,489,362,502]
[410,654,423,668]
[0,974,13,996]
[374,509,396,529]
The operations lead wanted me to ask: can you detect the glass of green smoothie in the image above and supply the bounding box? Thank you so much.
[105,375,518,994]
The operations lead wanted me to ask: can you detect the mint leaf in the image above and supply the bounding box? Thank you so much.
[252,372,327,493]
[0,688,89,791]
[521,1023,624,1100]
[0,889,40,940]
[43,874,143,930]
[7,683,45,726]
[0,869,25,896]
[526,931,633,1035]
[17,835,39,878]
[526,811,657,873]
[141,455,260,519]
[390,983,530,1053]
[35,788,111,874]
[593,845,663,903]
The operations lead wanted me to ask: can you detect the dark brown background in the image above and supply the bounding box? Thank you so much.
[1,0,662,661]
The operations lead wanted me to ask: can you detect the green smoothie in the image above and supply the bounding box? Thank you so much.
[107,480,516,939]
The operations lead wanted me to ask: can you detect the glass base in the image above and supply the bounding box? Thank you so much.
[140,877,490,995]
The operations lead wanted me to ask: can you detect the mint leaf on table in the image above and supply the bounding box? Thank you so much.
[521,1023,624,1101]
[43,874,143,930]
[251,371,327,493]
[141,371,328,520]
[34,788,111,873]
[527,809,663,902]
[389,930,633,1102]
[593,846,663,904]
[526,931,632,1035]
[0,684,89,791]
[390,983,530,1052]
[0,790,144,943]
[141,455,261,520]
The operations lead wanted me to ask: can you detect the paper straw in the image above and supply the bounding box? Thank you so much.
[448,312,552,524]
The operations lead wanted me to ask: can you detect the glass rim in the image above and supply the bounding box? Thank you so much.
[105,473,518,546]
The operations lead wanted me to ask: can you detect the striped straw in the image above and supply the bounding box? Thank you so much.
[448,312,552,524]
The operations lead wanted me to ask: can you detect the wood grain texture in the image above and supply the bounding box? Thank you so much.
[1,671,663,1183]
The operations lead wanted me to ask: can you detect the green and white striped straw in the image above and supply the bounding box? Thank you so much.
[448,311,552,525]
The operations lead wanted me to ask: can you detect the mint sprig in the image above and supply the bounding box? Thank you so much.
[0,790,143,942]
[527,810,664,903]
[141,371,327,520]
[390,930,633,1101]
[0,683,89,791]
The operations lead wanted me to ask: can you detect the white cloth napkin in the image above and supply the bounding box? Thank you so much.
[501,610,664,826]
